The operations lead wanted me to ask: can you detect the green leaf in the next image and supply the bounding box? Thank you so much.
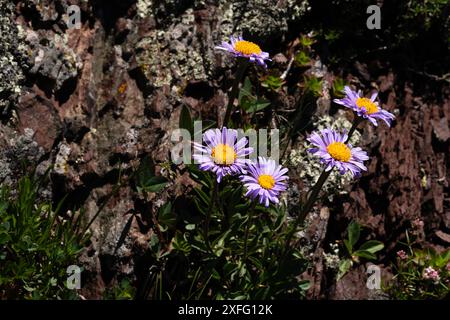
[347,221,360,249]
[179,105,194,136]
[212,230,230,257]
[0,201,7,215]
[298,280,311,291]
[337,259,352,280]
[294,51,310,66]
[332,77,345,97]
[185,224,196,231]
[353,250,377,260]
[304,76,322,96]
[194,120,216,136]
[0,232,11,245]
[324,29,342,42]
[223,262,237,277]
[149,233,159,254]
[158,202,176,231]
[248,256,263,269]
[261,75,284,91]
[440,249,450,262]
[49,277,57,286]
[238,77,253,103]
[238,76,271,113]
[251,99,271,112]
[358,240,384,254]
[211,268,221,281]
[23,284,35,292]
[143,176,168,193]
[344,239,353,255]
[299,36,314,47]
[136,157,155,187]
[136,158,168,193]
[238,263,247,278]
[172,232,191,254]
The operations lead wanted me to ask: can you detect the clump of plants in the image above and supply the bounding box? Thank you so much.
[0,170,88,299]
[386,229,449,300]
[134,35,396,299]
[336,221,384,280]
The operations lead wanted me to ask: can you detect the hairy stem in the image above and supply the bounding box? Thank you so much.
[204,179,218,251]
[283,169,330,252]
[222,58,249,128]
[345,117,362,143]
[243,202,257,261]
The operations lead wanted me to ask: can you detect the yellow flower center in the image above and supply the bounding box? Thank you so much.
[326,142,351,162]
[211,144,236,165]
[258,174,275,190]
[234,40,262,55]
[356,97,378,114]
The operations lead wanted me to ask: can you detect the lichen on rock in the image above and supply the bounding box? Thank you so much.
[136,8,207,88]
[0,1,27,117]
[0,128,45,186]
[26,31,81,93]
[217,0,310,40]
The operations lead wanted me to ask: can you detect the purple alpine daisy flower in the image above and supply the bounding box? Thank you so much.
[215,36,270,68]
[307,129,369,177]
[333,86,395,127]
[193,127,253,183]
[240,157,288,207]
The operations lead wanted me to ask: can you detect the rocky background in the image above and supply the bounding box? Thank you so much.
[0,0,449,299]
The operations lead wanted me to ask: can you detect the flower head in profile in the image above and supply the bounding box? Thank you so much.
[334,86,395,127]
[193,127,253,183]
[215,36,270,68]
[240,157,288,207]
[307,128,369,177]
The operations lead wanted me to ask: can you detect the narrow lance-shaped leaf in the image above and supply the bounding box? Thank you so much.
[179,105,194,136]
[348,221,361,249]
[358,240,384,254]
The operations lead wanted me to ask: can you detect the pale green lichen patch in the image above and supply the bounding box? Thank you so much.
[217,0,310,40]
[136,0,153,19]
[136,9,207,88]
[0,1,26,116]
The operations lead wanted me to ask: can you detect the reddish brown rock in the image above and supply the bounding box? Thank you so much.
[17,89,62,152]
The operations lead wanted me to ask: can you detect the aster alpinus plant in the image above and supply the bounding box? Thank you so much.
[144,35,396,299]
[282,85,395,253]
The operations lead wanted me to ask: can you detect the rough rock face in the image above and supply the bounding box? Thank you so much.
[331,81,449,243]
[0,1,27,118]
[0,0,448,299]
[0,0,312,298]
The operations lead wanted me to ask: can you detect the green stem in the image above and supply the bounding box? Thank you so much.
[145,190,165,247]
[284,169,330,253]
[345,117,362,143]
[281,93,305,160]
[222,58,249,128]
[243,202,257,261]
[204,179,218,251]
